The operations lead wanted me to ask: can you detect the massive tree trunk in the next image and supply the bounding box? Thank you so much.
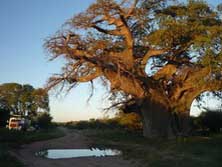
[172,112,191,137]
[140,99,174,138]
[140,99,191,139]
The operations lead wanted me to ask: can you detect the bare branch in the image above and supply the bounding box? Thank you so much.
[126,0,139,17]
[91,25,122,36]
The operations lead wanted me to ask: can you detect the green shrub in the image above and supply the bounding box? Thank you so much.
[191,111,222,134]
[116,112,142,131]
[65,112,142,131]
[201,111,222,133]
[36,112,52,129]
[66,119,122,130]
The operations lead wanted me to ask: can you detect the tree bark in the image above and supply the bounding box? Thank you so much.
[140,99,192,139]
[140,99,175,139]
[171,112,191,137]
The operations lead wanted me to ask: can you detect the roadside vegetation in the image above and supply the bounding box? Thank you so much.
[0,82,61,167]
[191,110,222,134]
[66,110,222,167]
[0,145,23,167]
[0,126,64,167]
[85,128,222,167]
[65,112,142,131]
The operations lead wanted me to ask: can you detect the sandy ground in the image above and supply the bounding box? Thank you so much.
[11,128,137,167]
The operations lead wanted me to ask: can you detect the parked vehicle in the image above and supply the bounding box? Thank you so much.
[8,117,22,130]
[7,115,30,130]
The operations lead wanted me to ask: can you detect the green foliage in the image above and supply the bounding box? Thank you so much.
[66,112,142,131]
[148,0,222,67]
[88,129,222,167]
[0,83,49,116]
[66,119,123,130]
[115,112,142,131]
[200,111,222,132]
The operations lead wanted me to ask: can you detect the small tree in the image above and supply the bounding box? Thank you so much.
[36,112,52,129]
[0,83,49,116]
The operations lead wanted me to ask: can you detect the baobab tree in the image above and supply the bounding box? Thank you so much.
[45,0,222,138]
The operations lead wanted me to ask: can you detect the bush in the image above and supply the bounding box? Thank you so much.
[65,112,142,131]
[191,111,222,134]
[0,108,10,127]
[201,111,222,133]
[0,128,24,143]
[66,119,122,130]
[116,112,142,131]
[35,112,52,129]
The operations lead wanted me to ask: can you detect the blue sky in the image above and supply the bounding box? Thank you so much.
[0,0,221,122]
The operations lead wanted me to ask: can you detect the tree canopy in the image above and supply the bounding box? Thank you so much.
[0,83,49,116]
[45,0,222,137]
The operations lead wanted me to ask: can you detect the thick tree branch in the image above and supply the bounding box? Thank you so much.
[102,14,134,53]
[169,66,222,112]
[141,49,166,68]
[74,68,102,82]
[153,64,177,80]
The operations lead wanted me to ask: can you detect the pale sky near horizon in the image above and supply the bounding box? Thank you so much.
[0,0,221,122]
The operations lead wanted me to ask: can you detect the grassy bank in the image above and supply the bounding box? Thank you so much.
[84,129,222,167]
[0,143,23,167]
[0,146,24,167]
[0,128,65,167]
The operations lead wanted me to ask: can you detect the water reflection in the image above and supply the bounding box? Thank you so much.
[35,148,122,159]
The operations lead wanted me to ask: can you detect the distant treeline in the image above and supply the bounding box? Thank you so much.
[64,112,142,131]
[61,109,222,136]
[191,109,222,134]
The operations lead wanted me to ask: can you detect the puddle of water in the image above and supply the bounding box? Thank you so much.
[35,148,122,159]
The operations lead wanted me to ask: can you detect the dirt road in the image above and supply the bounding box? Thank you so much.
[11,128,137,167]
